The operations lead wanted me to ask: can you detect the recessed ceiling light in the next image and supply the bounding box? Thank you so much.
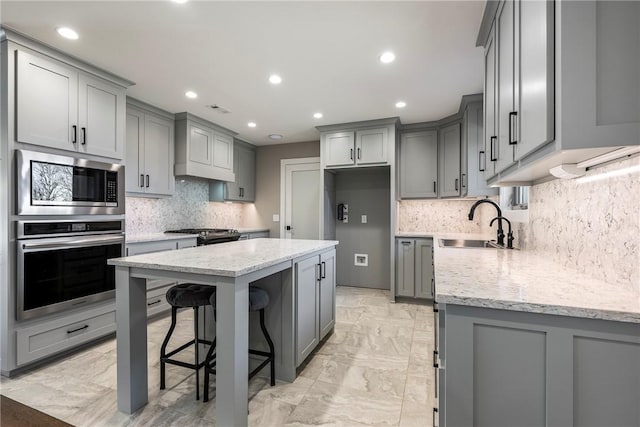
[248,122,257,128]
[269,134,283,140]
[379,51,396,64]
[172,0,188,3]
[395,101,407,108]
[56,27,79,40]
[313,113,323,119]
[185,91,198,99]
[268,74,282,85]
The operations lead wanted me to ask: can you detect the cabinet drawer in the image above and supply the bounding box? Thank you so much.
[17,310,116,366]
[127,240,175,256]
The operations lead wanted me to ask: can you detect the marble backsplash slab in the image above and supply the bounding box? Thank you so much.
[526,156,640,292]
[125,177,245,235]
[397,199,496,235]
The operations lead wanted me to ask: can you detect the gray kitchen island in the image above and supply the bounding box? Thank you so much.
[108,238,338,427]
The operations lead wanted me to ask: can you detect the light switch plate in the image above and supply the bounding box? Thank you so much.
[272,214,280,222]
[361,215,367,224]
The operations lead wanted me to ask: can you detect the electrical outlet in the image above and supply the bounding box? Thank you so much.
[354,254,368,266]
[361,215,367,224]
[272,214,280,222]
[343,214,349,223]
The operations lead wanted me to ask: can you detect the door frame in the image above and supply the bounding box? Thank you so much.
[279,157,321,239]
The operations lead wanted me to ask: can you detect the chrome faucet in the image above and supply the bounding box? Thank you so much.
[468,199,505,246]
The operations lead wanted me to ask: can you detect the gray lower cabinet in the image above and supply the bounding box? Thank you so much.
[295,249,336,366]
[126,237,197,318]
[239,231,269,240]
[399,131,438,198]
[440,304,640,427]
[395,238,434,299]
[16,305,116,366]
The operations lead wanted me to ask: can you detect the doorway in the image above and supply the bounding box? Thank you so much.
[280,158,321,239]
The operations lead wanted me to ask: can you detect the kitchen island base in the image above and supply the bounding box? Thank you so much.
[110,239,338,427]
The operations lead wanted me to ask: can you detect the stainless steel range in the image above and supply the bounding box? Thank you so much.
[165,228,241,246]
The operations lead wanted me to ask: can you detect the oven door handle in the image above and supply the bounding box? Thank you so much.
[21,235,124,250]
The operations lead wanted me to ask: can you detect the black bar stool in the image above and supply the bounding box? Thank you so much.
[160,283,216,400]
[203,287,275,403]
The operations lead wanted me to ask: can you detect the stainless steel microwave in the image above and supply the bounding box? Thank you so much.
[16,149,124,215]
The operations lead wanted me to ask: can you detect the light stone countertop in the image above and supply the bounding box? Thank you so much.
[413,232,640,324]
[110,238,338,277]
[125,233,199,244]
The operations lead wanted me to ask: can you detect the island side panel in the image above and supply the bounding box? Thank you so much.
[216,277,250,427]
[115,266,149,414]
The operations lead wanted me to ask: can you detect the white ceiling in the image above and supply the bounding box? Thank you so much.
[1,1,485,145]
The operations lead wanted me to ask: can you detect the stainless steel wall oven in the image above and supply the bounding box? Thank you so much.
[16,149,124,215]
[16,219,124,320]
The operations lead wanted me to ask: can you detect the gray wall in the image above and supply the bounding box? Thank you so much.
[255,141,320,238]
[335,168,390,289]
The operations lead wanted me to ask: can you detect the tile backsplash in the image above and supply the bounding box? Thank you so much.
[397,199,496,235]
[126,177,246,235]
[525,155,640,292]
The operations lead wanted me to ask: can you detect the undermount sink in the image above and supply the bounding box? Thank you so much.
[439,239,500,249]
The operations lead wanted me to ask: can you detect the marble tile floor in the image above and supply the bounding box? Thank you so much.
[0,286,436,426]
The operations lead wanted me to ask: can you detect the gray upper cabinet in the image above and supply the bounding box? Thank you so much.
[210,139,256,203]
[16,50,126,159]
[318,119,397,170]
[478,0,639,184]
[174,112,236,182]
[438,123,461,198]
[324,131,355,167]
[126,99,175,196]
[495,0,517,174]
[400,130,438,198]
[462,99,499,197]
[355,127,388,165]
[483,25,497,181]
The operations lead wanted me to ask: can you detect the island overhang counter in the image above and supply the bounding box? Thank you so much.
[108,238,338,427]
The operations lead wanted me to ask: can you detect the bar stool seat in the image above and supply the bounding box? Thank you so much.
[160,283,216,400]
[203,287,275,402]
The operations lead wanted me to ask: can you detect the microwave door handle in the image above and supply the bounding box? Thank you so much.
[21,235,124,250]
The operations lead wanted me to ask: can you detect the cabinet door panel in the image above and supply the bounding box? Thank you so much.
[396,240,415,297]
[16,50,78,151]
[439,123,461,198]
[213,133,233,170]
[226,146,242,200]
[356,127,387,165]
[296,256,320,365]
[240,146,256,201]
[324,132,355,167]
[144,114,174,195]
[517,0,554,160]
[125,107,144,192]
[400,131,438,198]
[496,0,516,174]
[415,239,434,299]
[484,27,497,180]
[189,124,213,166]
[78,74,124,159]
[319,250,335,340]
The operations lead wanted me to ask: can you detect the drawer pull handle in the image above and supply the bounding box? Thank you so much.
[67,325,89,334]
[433,350,439,368]
[147,299,162,307]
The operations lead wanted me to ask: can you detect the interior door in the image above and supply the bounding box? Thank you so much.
[282,159,320,239]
